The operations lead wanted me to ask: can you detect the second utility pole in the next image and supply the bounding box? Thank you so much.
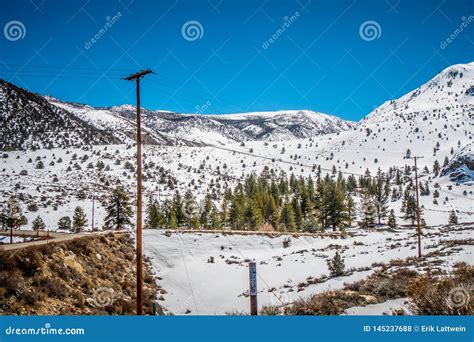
[123,69,153,315]
[411,155,424,258]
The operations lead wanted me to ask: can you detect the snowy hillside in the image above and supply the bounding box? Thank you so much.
[0,80,119,150]
[48,99,199,147]
[365,62,474,120]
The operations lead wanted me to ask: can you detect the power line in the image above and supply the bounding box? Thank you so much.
[176,232,200,314]
[0,63,136,72]
[204,143,367,178]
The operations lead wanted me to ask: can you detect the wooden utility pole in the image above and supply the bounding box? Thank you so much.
[249,261,258,315]
[122,69,153,315]
[91,193,95,231]
[411,156,424,258]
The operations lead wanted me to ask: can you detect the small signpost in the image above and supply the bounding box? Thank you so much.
[249,261,257,315]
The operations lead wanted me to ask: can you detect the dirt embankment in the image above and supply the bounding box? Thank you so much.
[0,232,164,315]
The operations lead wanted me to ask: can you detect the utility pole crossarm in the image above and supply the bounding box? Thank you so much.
[122,69,153,81]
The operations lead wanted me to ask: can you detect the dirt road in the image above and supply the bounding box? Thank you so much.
[0,229,129,252]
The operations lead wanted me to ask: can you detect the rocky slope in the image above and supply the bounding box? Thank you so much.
[0,232,163,315]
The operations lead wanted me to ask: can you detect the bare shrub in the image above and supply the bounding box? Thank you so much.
[406,263,473,315]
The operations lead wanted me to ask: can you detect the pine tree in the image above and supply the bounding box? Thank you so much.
[280,201,296,232]
[387,209,397,230]
[359,191,375,228]
[246,198,263,231]
[291,197,303,230]
[391,187,398,201]
[345,194,356,227]
[229,188,246,229]
[32,215,45,237]
[401,189,417,225]
[373,171,389,225]
[167,210,178,229]
[302,216,319,233]
[221,189,232,228]
[0,206,7,232]
[58,216,71,230]
[318,178,346,231]
[264,196,279,228]
[145,198,164,229]
[200,194,213,229]
[327,251,345,277]
[4,197,23,235]
[432,160,440,176]
[448,210,458,225]
[210,206,222,230]
[443,156,449,167]
[325,182,346,231]
[104,186,133,230]
[72,206,87,233]
[172,191,186,226]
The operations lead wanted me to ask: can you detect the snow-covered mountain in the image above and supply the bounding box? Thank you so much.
[106,107,355,145]
[327,62,474,170]
[0,80,119,150]
[364,62,474,122]
[47,98,201,147]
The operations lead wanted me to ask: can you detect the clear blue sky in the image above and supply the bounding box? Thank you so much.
[1,0,472,120]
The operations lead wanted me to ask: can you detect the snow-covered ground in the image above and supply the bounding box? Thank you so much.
[344,298,409,315]
[0,235,36,244]
[143,224,473,315]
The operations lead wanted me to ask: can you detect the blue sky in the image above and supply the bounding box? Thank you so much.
[0,0,472,121]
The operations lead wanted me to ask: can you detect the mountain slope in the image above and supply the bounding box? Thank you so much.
[322,62,474,170]
[0,80,120,150]
[48,99,201,147]
[362,62,474,124]
[441,143,474,183]
[107,107,355,145]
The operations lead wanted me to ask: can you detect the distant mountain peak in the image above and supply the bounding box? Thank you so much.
[363,61,474,124]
